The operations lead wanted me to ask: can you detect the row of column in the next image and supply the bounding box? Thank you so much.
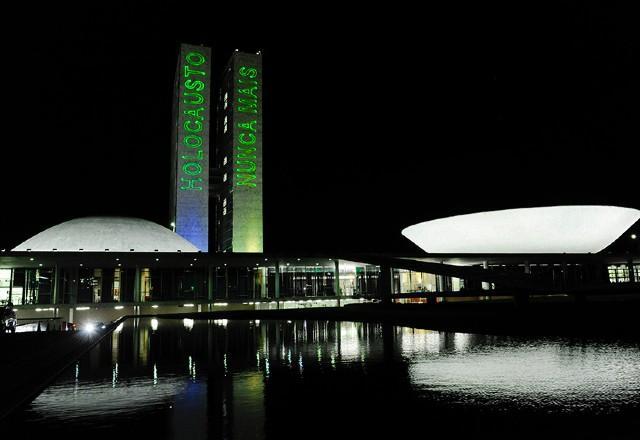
[49,262,348,306]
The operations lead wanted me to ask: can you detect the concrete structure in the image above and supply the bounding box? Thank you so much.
[13,217,199,253]
[0,206,637,326]
[402,206,640,254]
[214,50,264,253]
[170,44,212,252]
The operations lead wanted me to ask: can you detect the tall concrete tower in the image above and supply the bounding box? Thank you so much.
[215,50,263,253]
[170,44,212,251]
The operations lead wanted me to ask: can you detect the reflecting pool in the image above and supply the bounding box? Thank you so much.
[4,319,640,439]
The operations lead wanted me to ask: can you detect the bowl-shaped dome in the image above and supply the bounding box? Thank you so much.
[402,206,640,254]
[13,217,200,252]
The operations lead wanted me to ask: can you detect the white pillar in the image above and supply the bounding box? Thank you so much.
[482,261,491,291]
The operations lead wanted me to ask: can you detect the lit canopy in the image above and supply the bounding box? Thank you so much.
[402,206,640,254]
[13,217,200,252]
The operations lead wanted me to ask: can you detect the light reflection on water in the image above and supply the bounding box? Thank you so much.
[6,319,640,438]
[398,328,640,413]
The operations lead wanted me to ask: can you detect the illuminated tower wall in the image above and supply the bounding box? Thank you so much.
[170,44,212,251]
[216,51,263,253]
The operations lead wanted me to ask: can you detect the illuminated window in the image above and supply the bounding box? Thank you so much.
[634,265,640,281]
[223,207,227,216]
[223,92,228,110]
[223,156,228,166]
[223,116,228,133]
[0,269,11,304]
[223,173,227,182]
[608,265,630,283]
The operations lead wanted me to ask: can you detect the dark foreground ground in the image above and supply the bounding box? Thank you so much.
[0,319,123,419]
[1,299,639,421]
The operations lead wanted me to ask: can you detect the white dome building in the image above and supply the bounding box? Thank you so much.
[12,217,200,253]
[402,206,640,254]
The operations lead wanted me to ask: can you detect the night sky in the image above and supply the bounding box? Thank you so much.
[1,2,638,253]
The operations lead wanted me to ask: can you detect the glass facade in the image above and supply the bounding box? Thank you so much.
[337,261,380,297]
[608,265,630,283]
[0,259,382,306]
[0,268,53,305]
[0,258,635,307]
[392,269,465,295]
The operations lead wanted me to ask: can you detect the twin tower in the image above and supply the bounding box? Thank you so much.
[169,45,263,253]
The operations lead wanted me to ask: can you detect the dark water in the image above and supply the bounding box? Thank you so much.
[4,318,640,439]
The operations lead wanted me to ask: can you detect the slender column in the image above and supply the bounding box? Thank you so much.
[274,261,280,305]
[224,267,229,300]
[133,266,141,304]
[70,267,79,305]
[260,267,267,299]
[628,260,636,283]
[8,269,13,304]
[435,274,445,304]
[207,266,214,302]
[334,260,341,307]
[52,265,60,305]
[379,264,392,305]
[482,261,490,291]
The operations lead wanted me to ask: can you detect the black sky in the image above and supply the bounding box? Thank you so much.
[1,2,638,253]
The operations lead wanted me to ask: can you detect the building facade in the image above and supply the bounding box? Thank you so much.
[214,51,264,253]
[170,44,212,252]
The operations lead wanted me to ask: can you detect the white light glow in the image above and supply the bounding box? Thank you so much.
[76,307,90,311]
[151,318,159,331]
[183,318,194,330]
[402,206,640,254]
[114,306,124,310]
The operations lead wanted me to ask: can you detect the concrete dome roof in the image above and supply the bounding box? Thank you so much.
[12,217,200,252]
[402,206,640,254]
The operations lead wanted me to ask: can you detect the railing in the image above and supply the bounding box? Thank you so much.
[15,318,63,331]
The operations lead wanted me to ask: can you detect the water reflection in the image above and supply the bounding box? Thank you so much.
[5,319,640,439]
